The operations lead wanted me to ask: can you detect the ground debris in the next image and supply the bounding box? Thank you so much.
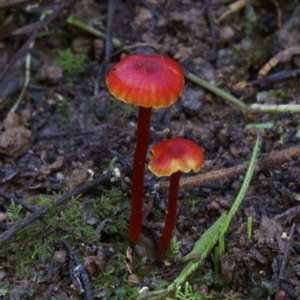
[253,215,282,246]
[0,126,31,158]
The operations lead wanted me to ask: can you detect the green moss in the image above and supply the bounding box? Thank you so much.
[55,48,87,75]
[1,188,135,298]
[233,1,276,77]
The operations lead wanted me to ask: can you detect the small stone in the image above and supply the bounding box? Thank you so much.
[181,87,204,117]
[216,48,239,69]
[18,154,41,171]
[72,37,91,54]
[53,250,67,264]
[220,252,235,283]
[3,112,20,129]
[66,164,89,190]
[208,200,221,211]
[156,17,167,27]
[0,127,31,158]
[278,15,300,49]
[36,65,62,83]
[94,39,104,61]
[0,212,6,221]
[134,7,153,28]
[191,57,217,84]
[218,195,232,209]
[243,206,256,217]
[134,235,156,263]
[219,26,235,43]
[86,217,98,226]
[127,274,139,284]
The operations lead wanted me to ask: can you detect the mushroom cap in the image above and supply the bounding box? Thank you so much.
[106,54,185,108]
[148,138,204,177]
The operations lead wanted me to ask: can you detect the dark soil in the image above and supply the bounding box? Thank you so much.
[0,1,300,299]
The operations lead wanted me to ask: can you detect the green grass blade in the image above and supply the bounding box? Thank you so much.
[184,71,248,114]
[168,214,227,291]
[219,134,261,252]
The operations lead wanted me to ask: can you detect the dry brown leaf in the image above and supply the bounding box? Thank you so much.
[40,156,64,175]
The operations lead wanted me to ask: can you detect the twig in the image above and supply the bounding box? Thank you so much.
[0,30,38,82]
[270,0,282,28]
[61,239,94,300]
[36,124,109,139]
[217,0,245,23]
[112,42,161,56]
[250,104,300,114]
[13,22,43,36]
[105,0,117,62]
[0,167,19,183]
[274,205,300,222]
[0,2,64,82]
[0,190,37,213]
[9,8,49,110]
[275,223,295,298]
[0,169,121,246]
[249,69,300,86]
[0,206,48,246]
[0,0,36,10]
[95,218,113,234]
[10,38,34,112]
[159,144,300,189]
[258,46,300,79]
[66,15,122,48]
[206,0,217,61]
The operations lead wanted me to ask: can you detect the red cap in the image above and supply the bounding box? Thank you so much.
[149,138,204,177]
[106,54,184,108]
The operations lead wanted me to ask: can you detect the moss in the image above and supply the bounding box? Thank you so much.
[55,48,87,75]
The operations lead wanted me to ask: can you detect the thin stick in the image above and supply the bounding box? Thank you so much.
[274,205,300,222]
[36,124,109,139]
[250,104,300,114]
[61,239,94,300]
[159,144,300,189]
[66,15,122,48]
[105,0,117,62]
[0,31,38,82]
[275,223,295,298]
[0,190,36,213]
[206,0,217,61]
[249,69,300,86]
[0,3,64,82]
[10,40,33,112]
[0,0,36,10]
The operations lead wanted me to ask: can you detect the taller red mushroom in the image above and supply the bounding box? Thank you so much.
[106,54,184,243]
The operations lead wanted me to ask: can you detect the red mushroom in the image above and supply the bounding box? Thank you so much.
[106,54,184,243]
[148,138,204,259]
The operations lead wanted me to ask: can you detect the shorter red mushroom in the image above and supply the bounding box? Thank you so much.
[148,138,204,259]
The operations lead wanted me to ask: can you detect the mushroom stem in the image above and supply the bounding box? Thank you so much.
[158,170,181,259]
[128,106,152,243]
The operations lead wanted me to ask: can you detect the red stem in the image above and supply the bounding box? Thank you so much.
[128,106,152,243]
[158,171,181,259]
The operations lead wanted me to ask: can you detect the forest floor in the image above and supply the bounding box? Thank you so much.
[0,0,300,299]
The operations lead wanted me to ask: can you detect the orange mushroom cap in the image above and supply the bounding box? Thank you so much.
[148,138,204,177]
[106,54,185,108]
